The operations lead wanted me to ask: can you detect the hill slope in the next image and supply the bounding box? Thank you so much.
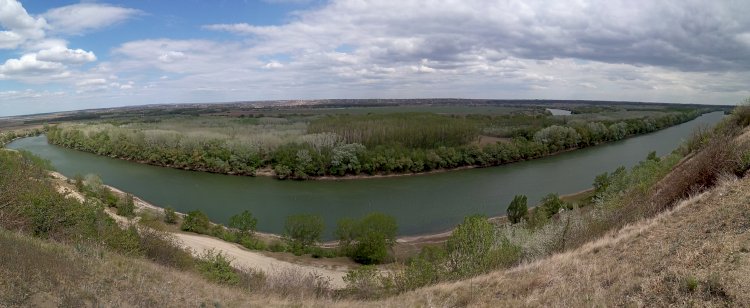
[375,175,750,307]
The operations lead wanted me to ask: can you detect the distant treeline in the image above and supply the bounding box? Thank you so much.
[46,110,704,179]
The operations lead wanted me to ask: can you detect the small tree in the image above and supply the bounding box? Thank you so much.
[506,195,528,224]
[539,193,564,218]
[229,210,258,238]
[116,194,136,218]
[284,214,324,252]
[335,213,398,264]
[181,210,210,234]
[163,207,178,224]
[445,215,495,277]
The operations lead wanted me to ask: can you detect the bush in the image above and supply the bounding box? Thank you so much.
[445,215,495,277]
[181,210,211,234]
[539,193,564,219]
[138,228,194,269]
[283,214,324,252]
[336,213,398,264]
[163,207,178,224]
[343,265,389,299]
[506,195,528,224]
[116,194,136,218]
[197,249,240,285]
[229,210,258,237]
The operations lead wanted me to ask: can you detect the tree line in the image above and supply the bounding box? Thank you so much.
[46,110,704,179]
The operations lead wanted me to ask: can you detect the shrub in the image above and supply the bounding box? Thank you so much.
[507,195,528,224]
[138,228,194,269]
[181,210,211,234]
[445,215,495,277]
[229,210,258,237]
[116,194,136,218]
[539,193,564,219]
[343,265,388,299]
[336,213,398,264]
[283,214,324,252]
[163,207,178,224]
[395,246,447,291]
[197,249,240,285]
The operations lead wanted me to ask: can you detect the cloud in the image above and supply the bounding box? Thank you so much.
[43,3,141,35]
[0,54,64,76]
[36,45,96,63]
[0,0,47,49]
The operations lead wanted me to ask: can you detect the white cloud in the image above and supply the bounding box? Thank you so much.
[76,78,107,87]
[43,3,141,35]
[264,61,284,69]
[158,51,186,63]
[0,54,64,76]
[0,0,47,49]
[37,46,96,63]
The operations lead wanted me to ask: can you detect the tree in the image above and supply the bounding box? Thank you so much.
[445,215,495,276]
[229,210,258,238]
[506,195,528,224]
[284,214,324,252]
[181,210,210,234]
[163,207,178,224]
[539,193,564,218]
[336,212,398,264]
[116,194,136,218]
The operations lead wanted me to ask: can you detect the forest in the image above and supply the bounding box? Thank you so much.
[44,104,708,179]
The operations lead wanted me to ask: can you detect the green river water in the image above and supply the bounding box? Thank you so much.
[7,111,724,237]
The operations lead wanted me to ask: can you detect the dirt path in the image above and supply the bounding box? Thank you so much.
[172,232,347,287]
[49,171,348,288]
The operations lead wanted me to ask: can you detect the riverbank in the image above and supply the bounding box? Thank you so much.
[50,165,596,258]
[47,170,352,288]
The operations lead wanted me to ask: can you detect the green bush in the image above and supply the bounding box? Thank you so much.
[539,193,564,219]
[181,210,211,234]
[229,210,258,237]
[445,215,496,277]
[283,214,324,252]
[506,195,528,224]
[116,194,136,218]
[163,207,178,224]
[267,240,287,252]
[336,213,398,264]
[197,249,240,285]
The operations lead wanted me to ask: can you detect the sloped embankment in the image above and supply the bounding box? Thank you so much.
[377,174,750,307]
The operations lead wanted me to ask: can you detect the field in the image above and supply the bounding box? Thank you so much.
[36,99,722,179]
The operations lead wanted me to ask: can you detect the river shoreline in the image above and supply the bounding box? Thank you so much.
[47,166,595,247]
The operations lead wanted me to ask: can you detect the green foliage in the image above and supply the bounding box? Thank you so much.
[507,195,528,224]
[197,249,240,285]
[539,193,564,219]
[181,210,211,234]
[309,113,479,149]
[0,151,153,257]
[336,213,398,264]
[163,207,178,224]
[116,194,136,218]
[18,149,55,171]
[229,210,258,237]
[395,246,447,291]
[445,215,496,277]
[283,214,324,252]
[44,107,704,180]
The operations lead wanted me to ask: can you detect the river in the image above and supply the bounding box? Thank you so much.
[7,112,724,237]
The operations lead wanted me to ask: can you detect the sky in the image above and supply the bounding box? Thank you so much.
[1,0,749,117]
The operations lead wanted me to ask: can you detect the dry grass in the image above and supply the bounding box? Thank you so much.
[369,175,750,307]
[0,228,351,307]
